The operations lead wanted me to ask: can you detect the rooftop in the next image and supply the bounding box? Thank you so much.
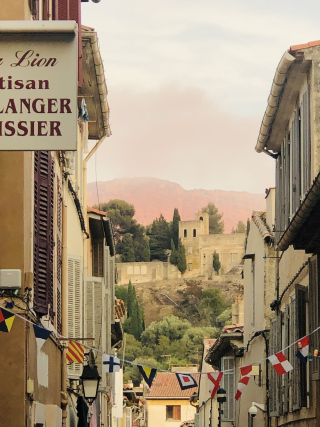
[252,211,274,244]
[147,372,199,399]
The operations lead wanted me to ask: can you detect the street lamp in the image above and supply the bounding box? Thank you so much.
[80,364,101,405]
[217,388,226,427]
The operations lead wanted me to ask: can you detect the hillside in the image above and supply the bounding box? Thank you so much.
[87,177,265,232]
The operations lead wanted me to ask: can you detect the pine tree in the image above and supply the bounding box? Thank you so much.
[246,218,250,235]
[170,239,178,265]
[172,208,181,249]
[120,234,135,262]
[142,238,150,262]
[177,239,187,274]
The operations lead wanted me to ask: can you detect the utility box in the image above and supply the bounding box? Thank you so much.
[0,269,21,289]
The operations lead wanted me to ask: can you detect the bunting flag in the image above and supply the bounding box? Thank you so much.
[138,365,157,387]
[66,341,85,364]
[268,351,293,375]
[296,336,309,364]
[207,372,223,399]
[176,373,197,390]
[33,324,52,350]
[0,307,15,333]
[235,365,252,400]
[102,354,121,373]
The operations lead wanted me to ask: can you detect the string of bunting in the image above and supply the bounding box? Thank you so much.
[1,304,320,397]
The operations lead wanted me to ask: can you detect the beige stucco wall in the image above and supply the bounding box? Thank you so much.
[147,399,196,427]
[0,0,32,20]
[116,261,181,285]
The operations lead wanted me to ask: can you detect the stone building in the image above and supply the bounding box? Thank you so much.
[179,212,246,278]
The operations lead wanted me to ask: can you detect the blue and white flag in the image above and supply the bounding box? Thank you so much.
[102,354,121,372]
[33,324,52,349]
[176,373,197,390]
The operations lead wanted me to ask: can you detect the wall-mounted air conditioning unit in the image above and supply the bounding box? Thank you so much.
[0,269,21,289]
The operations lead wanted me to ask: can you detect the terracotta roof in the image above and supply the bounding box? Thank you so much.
[222,324,244,333]
[290,40,320,53]
[87,207,106,216]
[82,24,95,32]
[252,211,273,244]
[147,372,199,399]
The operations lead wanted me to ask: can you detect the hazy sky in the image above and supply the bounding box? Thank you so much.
[83,0,320,194]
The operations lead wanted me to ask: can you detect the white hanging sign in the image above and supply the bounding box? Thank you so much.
[0,21,78,150]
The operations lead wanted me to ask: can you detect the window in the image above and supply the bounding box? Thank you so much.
[166,406,181,420]
[92,240,104,277]
[188,263,193,271]
[275,87,310,242]
[221,357,235,421]
[188,246,193,255]
[184,229,187,237]
[193,229,196,237]
[199,216,203,221]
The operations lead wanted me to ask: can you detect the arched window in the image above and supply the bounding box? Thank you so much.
[193,229,196,237]
[184,229,187,237]
[199,216,203,221]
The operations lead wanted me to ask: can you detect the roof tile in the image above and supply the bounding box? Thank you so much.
[147,372,199,399]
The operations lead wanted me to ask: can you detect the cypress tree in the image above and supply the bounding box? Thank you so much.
[170,239,178,265]
[177,238,187,274]
[127,280,134,318]
[142,239,150,262]
[172,208,181,248]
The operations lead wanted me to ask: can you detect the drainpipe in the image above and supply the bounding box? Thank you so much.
[61,180,68,426]
[260,331,270,427]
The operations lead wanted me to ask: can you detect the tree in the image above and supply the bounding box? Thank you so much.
[118,234,135,262]
[212,252,221,273]
[141,315,191,347]
[124,300,143,340]
[127,281,135,318]
[172,208,181,248]
[95,199,136,244]
[202,203,224,234]
[147,214,171,261]
[216,308,232,327]
[176,239,187,273]
[246,218,250,235]
[142,238,150,262]
[235,220,246,233]
[170,239,178,265]
[115,285,128,305]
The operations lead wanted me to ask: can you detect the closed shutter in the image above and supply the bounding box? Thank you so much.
[269,315,282,416]
[275,154,282,244]
[173,406,181,420]
[67,257,82,376]
[92,240,104,277]
[290,295,300,410]
[309,255,320,380]
[222,357,235,421]
[291,110,301,215]
[296,285,308,408]
[43,0,50,19]
[283,305,290,414]
[34,151,54,319]
[301,87,311,196]
[280,140,286,235]
[110,257,115,323]
[56,177,63,334]
[85,278,106,388]
[284,134,291,229]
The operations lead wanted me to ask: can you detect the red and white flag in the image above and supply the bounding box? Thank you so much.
[207,372,223,399]
[235,365,252,400]
[268,351,293,375]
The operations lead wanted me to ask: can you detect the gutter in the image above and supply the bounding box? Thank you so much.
[255,51,295,153]
[277,171,320,251]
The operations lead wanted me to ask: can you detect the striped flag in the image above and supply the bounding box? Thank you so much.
[66,340,85,364]
[235,365,252,400]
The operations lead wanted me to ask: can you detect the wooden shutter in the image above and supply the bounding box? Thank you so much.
[173,406,181,420]
[275,154,282,244]
[301,87,311,195]
[283,305,290,414]
[43,0,50,19]
[92,240,104,277]
[85,278,106,388]
[309,255,320,380]
[30,0,40,19]
[269,315,282,416]
[67,257,82,376]
[296,285,308,408]
[284,134,291,229]
[56,177,63,334]
[291,110,301,215]
[290,294,300,411]
[34,151,54,319]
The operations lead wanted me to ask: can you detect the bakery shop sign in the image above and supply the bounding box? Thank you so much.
[0,21,78,150]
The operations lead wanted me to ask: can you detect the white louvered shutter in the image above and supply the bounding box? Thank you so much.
[85,277,107,389]
[67,257,82,376]
[222,357,235,421]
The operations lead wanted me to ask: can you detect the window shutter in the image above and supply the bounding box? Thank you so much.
[296,285,308,408]
[291,110,301,215]
[290,295,300,411]
[173,406,181,420]
[56,177,63,334]
[30,0,40,19]
[284,134,291,229]
[104,246,112,353]
[67,257,82,376]
[301,87,311,195]
[309,255,320,380]
[283,306,290,414]
[92,240,104,277]
[33,151,54,319]
[275,154,282,244]
[85,278,106,389]
[222,357,235,421]
[280,141,286,235]
[269,315,282,416]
